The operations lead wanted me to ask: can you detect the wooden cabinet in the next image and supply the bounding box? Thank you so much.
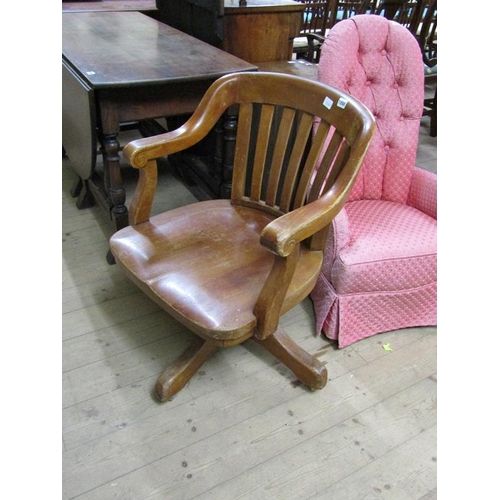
[156,0,305,63]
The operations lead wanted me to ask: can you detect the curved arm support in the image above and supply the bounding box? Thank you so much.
[128,159,158,225]
[260,184,352,258]
[254,178,358,339]
[123,76,240,169]
[253,245,300,339]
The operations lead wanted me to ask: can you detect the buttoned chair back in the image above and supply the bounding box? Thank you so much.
[320,14,424,203]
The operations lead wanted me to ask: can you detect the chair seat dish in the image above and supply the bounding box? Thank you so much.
[111,200,324,341]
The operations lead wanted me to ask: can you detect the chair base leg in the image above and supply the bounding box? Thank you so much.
[254,327,328,390]
[155,337,217,402]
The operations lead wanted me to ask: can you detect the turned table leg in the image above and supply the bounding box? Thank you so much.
[101,132,129,232]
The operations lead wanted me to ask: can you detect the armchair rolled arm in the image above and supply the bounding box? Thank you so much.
[407,167,437,219]
[124,127,198,169]
[259,189,348,257]
[321,207,350,280]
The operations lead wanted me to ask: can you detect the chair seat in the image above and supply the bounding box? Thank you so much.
[110,199,323,342]
[331,199,437,294]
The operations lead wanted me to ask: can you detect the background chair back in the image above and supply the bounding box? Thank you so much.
[375,0,422,31]
[417,0,437,68]
[297,0,336,36]
[335,0,375,22]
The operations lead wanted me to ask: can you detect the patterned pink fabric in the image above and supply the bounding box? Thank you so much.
[310,15,437,347]
[330,200,436,293]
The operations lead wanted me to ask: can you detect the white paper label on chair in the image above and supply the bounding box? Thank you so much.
[337,97,348,109]
[323,97,334,109]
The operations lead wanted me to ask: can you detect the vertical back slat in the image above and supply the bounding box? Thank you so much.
[280,112,314,211]
[322,140,350,193]
[265,107,296,207]
[309,127,345,201]
[292,119,330,209]
[231,102,253,203]
[250,104,275,201]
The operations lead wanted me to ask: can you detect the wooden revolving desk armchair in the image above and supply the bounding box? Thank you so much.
[110,72,375,401]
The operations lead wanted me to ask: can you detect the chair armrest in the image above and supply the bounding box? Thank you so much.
[407,167,437,219]
[255,192,350,339]
[259,189,348,257]
[123,118,218,170]
[124,113,226,225]
[306,33,326,46]
[122,74,241,224]
[123,74,239,169]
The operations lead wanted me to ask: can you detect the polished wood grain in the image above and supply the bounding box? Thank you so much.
[155,337,219,401]
[109,72,375,400]
[259,58,319,79]
[62,12,255,87]
[223,0,305,62]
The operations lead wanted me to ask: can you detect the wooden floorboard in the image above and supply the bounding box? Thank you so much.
[62,121,437,499]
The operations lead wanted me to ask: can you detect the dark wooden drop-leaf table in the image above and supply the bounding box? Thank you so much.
[62,11,257,261]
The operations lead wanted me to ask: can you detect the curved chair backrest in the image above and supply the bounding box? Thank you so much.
[125,72,375,246]
[318,14,424,204]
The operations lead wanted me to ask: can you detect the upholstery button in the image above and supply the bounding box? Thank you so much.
[381,50,387,56]
[366,80,372,86]
[393,82,399,88]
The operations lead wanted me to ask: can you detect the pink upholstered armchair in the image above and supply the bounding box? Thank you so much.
[310,14,437,348]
